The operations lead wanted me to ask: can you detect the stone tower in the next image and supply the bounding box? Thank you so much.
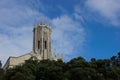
[33,20,52,60]
[3,20,64,70]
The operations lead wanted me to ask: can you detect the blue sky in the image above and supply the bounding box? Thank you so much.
[0,0,120,64]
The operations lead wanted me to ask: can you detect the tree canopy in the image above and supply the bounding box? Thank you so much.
[0,52,120,80]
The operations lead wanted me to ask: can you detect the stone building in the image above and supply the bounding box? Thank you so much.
[3,20,62,70]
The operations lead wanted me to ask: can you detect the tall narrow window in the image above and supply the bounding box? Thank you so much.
[44,41,47,49]
[38,41,40,49]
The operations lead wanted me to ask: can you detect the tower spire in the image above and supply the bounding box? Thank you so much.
[54,48,57,57]
[41,16,45,25]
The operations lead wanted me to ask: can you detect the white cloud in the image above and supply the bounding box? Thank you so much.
[86,0,120,26]
[51,15,86,60]
[74,5,85,23]
[0,0,86,64]
[0,0,44,65]
[0,25,33,65]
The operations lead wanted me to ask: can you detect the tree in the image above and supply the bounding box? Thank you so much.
[70,56,86,63]
[0,60,2,69]
[111,56,117,66]
[117,52,120,67]
[11,72,35,80]
[118,52,120,57]
[67,56,89,68]
[91,58,96,62]
[5,65,35,80]
[3,54,120,80]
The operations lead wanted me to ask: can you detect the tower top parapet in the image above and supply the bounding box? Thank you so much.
[34,19,52,31]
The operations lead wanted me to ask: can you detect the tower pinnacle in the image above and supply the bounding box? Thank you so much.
[41,16,45,25]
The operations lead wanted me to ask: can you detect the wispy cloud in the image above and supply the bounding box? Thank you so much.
[85,0,120,26]
[0,0,43,64]
[74,5,86,24]
[51,15,86,60]
[0,0,86,64]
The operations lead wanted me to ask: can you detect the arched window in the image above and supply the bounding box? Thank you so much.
[38,40,40,49]
[44,41,47,49]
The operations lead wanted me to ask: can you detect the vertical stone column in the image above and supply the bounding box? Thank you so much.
[35,27,38,53]
[47,28,49,59]
[49,28,52,59]
[41,26,44,59]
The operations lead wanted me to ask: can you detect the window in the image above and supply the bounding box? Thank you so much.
[44,41,47,49]
[38,41,40,49]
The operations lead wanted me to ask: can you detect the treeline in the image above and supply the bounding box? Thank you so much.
[0,52,120,80]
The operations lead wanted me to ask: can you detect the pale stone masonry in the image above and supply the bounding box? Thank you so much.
[3,20,63,70]
[33,21,52,60]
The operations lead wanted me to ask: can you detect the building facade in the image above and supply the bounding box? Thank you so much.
[33,21,52,60]
[3,20,62,70]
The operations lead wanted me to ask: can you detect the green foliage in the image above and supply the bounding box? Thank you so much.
[0,69,5,80]
[1,54,120,80]
[0,60,2,69]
